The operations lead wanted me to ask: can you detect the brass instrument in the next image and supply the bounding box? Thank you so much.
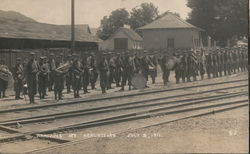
[0,65,12,81]
[40,64,48,75]
[56,62,71,74]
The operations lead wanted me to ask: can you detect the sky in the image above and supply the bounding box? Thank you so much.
[0,0,191,28]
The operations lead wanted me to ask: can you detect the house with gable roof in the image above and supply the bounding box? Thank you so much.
[137,12,204,50]
[99,27,143,51]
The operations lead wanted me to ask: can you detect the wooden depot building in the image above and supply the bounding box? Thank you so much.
[99,27,143,51]
[137,12,204,50]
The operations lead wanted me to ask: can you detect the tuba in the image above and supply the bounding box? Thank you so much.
[0,65,12,81]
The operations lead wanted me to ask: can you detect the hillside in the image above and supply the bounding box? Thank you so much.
[0,10,101,42]
[0,10,37,23]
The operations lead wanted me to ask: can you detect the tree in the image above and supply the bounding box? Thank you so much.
[129,2,159,30]
[187,0,248,46]
[97,8,129,40]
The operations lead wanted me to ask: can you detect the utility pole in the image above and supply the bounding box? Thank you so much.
[71,0,75,53]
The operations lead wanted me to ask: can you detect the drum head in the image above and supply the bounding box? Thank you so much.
[166,59,175,70]
[131,73,146,89]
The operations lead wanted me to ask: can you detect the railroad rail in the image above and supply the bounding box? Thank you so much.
[0,78,247,114]
[0,77,248,153]
[25,103,248,154]
[0,85,247,125]
[0,89,247,142]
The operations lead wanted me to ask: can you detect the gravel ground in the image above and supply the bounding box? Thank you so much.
[0,72,248,153]
[37,106,248,154]
[0,71,247,109]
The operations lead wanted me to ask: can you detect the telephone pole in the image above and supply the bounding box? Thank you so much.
[71,0,75,53]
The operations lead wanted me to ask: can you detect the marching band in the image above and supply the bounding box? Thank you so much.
[0,47,248,104]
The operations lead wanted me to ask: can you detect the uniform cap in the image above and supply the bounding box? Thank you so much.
[40,56,46,60]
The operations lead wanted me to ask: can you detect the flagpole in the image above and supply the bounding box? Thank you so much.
[71,0,75,53]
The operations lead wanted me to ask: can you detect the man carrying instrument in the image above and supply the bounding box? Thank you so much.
[0,60,9,98]
[87,53,98,90]
[14,58,24,100]
[48,53,56,91]
[54,55,66,100]
[38,57,49,99]
[134,51,141,74]
[72,54,82,98]
[66,55,73,93]
[81,52,90,94]
[26,52,38,104]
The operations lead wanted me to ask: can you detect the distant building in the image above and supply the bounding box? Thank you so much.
[137,12,204,50]
[0,10,101,50]
[0,10,102,67]
[99,27,143,51]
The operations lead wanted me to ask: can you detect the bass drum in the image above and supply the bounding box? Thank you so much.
[131,73,146,89]
[165,57,177,70]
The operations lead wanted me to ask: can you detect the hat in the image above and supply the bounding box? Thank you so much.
[60,53,64,56]
[16,58,21,61]
[40,56,46,60]
[30,52,35,55]
[49,53,54,56]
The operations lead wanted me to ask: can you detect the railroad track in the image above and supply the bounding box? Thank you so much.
[0,77,248,153]
[0,87,247,140]
[6,97,248,154]
[0,85,247,126]
[0,78,247,114]
[0,82,247,125]
[0,78,247,124]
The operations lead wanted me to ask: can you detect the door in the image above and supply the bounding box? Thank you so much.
[114,38,128,50]
[167,38,174,49]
